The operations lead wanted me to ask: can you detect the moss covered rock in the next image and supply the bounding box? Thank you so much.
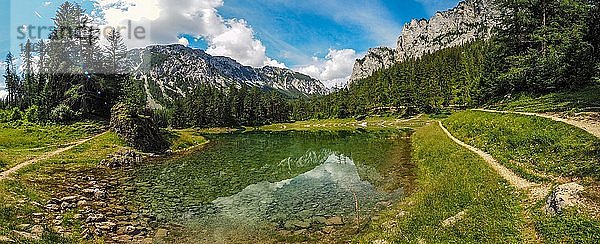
[110,103,170,153]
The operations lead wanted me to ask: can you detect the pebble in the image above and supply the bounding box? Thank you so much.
[325,216,343,225]
[322,226,335,234]
[154,228,168,239]
[0,235,14,242]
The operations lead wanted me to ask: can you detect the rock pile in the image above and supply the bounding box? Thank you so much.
[39,175,160,243]
[101,149,144,169]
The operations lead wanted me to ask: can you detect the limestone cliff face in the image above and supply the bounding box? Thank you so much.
[350,47,398,84]
[350,0,498,82]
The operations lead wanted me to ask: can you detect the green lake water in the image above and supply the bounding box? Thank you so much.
[127,130,415,242]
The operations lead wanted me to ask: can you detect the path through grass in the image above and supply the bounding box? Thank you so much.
[445,110,600,181]
[356,123,526,243]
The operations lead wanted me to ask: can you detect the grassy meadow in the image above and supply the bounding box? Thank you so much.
[444,110,600,243]
[357,123,526,243]
[444,110,600,181]
[0,122,104,171]
[489,85,600,113]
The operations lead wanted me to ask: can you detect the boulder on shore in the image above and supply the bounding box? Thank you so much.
[110,103,170,154]
[544,182,584,214]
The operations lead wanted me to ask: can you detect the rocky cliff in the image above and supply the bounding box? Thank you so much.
[350,0,498,82]
[128,44,328,108]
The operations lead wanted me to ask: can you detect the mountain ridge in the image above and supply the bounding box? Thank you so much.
[128,44,329,108]
[350,0,498,82]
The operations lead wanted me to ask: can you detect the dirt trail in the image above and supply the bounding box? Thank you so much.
[0,131,108,181]
[474,109,600,139]
[438,121,549,201]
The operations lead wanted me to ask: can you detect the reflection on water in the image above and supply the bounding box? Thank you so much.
[213,152,401,226]
[127,130,413,242]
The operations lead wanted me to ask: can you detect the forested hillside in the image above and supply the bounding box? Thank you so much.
[291,42,490,120]
[292,0,600,120]
[2,0,599,127]
[0,2,297,128]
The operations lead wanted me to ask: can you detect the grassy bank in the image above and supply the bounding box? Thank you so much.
[0,130,127,243]
[357,123,526,243]
[444,110,600,181]
[257,116,428,132]
[0,122,103,171]
[445,110,600,243]
[166,129,208,152]
[489,85,600,113]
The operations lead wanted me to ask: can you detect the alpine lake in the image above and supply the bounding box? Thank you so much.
[122,129,416,243]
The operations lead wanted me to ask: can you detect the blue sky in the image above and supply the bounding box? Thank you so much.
[1,0,461,90]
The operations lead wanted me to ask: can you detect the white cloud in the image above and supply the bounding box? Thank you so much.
[295,49,360,88]
[0,60,6,100]
[206,19,285,68]
[177,37,190,47]
[94,0,284,68]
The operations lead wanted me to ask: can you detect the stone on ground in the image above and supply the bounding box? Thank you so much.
[545,182,584,214]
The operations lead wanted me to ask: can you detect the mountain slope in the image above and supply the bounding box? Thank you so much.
[128,44,328,108]
[350,0,498,82]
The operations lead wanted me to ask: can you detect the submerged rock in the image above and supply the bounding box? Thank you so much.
[0,235,14,242]
[545,183,585,214]
[101,149,143,169]
[154,228,168,239]
[325,216,343,226]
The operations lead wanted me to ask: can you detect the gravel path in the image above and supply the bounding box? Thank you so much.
[0,131,108,181]
[438,121,549,201]
[474,109,600,139]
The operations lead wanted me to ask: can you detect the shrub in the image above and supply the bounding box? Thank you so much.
[8,107,22,122]
[24,105,40,123]
[50,104,76,123]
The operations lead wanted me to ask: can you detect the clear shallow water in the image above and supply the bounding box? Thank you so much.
[126,130,414,242]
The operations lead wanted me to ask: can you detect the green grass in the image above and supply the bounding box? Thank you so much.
[165,129,208,152]
[256,116,428,132]
[0,122,104,171]
[444,110,600,181]
[32,131,126,167]
[444,110,600,243]
[489,85,600,113]
[356,123,526,243]
[0,130,126,243]
[534,208,600,243]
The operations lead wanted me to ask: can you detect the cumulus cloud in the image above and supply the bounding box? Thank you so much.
[0,62,6,99]
[295,49,360,88]
[178,37,190,47]
[94,0,284,68]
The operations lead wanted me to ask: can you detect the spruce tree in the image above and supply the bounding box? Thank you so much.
[21,40,35,107]
[4,53,21,108]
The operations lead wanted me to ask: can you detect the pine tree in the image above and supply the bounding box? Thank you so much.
[4,53,21,108]
[103,28,130,109]
[104,29,129,75]
[589,0,600,80]
[21,39,35,106]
